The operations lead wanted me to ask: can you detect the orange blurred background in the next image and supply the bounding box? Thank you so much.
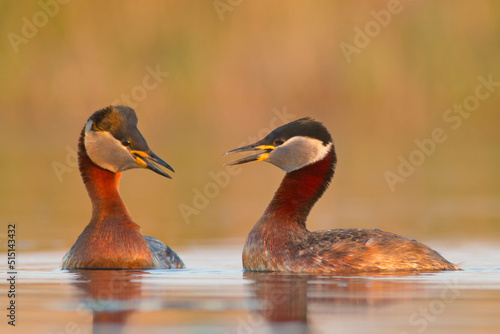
[0,1,499,251]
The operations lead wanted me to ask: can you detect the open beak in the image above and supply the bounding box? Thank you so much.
[130,150,175,178]
[222,143,275,166]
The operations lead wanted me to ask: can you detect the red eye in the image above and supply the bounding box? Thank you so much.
[122,139,131,147]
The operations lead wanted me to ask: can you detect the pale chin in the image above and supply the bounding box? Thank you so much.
[268,138,332,173]
[84,120,139,173]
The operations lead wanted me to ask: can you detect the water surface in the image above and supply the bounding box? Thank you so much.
[2,241,500,334]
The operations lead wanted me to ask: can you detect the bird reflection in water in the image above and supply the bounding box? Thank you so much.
[243,271,423,333]
[243,272,309,333]
[71,270,146,333]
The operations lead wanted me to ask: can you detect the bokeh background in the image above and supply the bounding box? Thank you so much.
[1,1,499,252]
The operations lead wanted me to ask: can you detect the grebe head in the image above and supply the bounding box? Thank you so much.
[224,117,334,173]
[83,105,174,178]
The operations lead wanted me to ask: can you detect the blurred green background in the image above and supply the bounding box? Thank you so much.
[0,1,499,252]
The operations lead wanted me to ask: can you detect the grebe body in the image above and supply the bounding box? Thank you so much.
[62,106,184,269]
[224,117,458,273]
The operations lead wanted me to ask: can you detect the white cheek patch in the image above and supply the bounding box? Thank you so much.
[84,120,139,173]
[268,136,332,173]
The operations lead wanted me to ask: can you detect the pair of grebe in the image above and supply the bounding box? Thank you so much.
[62,106,458,272]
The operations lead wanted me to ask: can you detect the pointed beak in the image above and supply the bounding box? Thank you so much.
[222,143,275,166]
[130,150,175,178]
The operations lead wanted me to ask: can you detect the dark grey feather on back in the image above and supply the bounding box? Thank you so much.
[144,235,185,269]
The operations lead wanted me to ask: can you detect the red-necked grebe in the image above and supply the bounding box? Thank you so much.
[62,106,184,269]
[224,117,458,272]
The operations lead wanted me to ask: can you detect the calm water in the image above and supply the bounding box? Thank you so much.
[1,241,500,334]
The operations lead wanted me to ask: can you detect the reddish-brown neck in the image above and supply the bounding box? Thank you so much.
[78,129,132,223]
[264,147,336,226]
